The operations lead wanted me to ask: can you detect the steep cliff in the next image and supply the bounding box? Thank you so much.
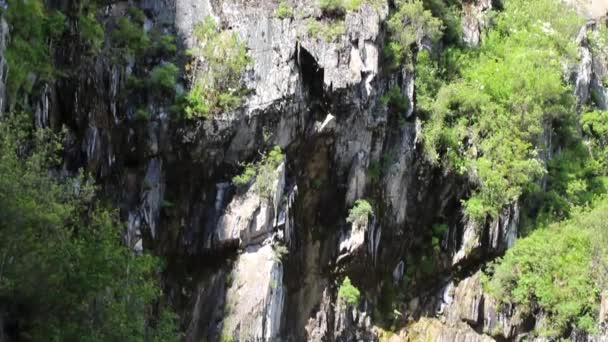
[1,0,608,341]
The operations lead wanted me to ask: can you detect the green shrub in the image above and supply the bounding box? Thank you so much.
[148,63,179,93]
[233,146,285,199]
[183,16,251,118]
[385,0,442,66]
[380,87,409,114]
[45,10,67,38]
[306,19,346,42]
[318,0,364,15]
[344,0,363,11]
[274,1,293,19]
[319,0,346,16]
[79,9,105,55]
[414,49,442,115]
[150,31,178,56]
[112,16,150,59]
[347,199,373,226]
[5,0,55,105]
[135,107,152,120]
[338,276,361,306]
[233,164,256,187]
[422,0,462,45]
[484,197,608,337]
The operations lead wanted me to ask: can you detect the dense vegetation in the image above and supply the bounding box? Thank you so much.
[1,1,180,340]
[412,0,608,337]
[384,0,608,337]
[484,198,608,337]
[0,115,178,341]
[418,0,583,221]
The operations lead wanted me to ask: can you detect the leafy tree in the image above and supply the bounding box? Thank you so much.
[0,115,179,341]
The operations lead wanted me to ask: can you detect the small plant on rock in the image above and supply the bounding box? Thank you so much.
[347,199,373,227]
[274,1,293,19]
[338,276,361,306]
[232,146,285,200]
[182,16,251,118]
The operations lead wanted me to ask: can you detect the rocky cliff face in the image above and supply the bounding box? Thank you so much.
[1,0,607,341]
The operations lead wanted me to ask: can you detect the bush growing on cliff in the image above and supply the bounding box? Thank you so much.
[484,197,608,337]
[385,0,443,66]
[181,16,251,118]
[306,18,346,42]
[380,86,410,116]
[78,4,105,55]
[4,0,59,106]
[274,0,293,19]
[338,276,361,306]
[233,146,285,200]
[347,199,373,226]
[0,114,179,340]
[148,63,179,93]
[420,0,581,221]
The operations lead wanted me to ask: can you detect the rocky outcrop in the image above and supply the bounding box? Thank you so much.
[575,19,608,110]
[221,244,285,341]
[462,0,494,46]
[452,203,519,266]
[306,289,377,342]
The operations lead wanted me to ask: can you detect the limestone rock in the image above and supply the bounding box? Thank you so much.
[221,244,285,341]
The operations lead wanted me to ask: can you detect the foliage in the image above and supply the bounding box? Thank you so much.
[318,0,364,15]
[368,152,396,183]
[421,0,462,45]
[78,4,105,55]
[385,0,443,66]
[306,19,346,42]
[151,31,178,56]
[484,197,608,337]
[338,276,361,306]
[233,164,257,187]
[112,16,151,62]
[274,1,293,19]
[233,146,285,200]
[111,7,176,64]
[347,199,373,226]
[380,86,410,115]
[420,0,581,221]
[0,114,179,341]
[181,16,250,118]
[319,0,347,16]
[414,49,442,114]
[148,63,179,93]
[4,0,57,106]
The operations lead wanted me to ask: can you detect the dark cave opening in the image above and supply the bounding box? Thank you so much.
[297,44,325,105]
